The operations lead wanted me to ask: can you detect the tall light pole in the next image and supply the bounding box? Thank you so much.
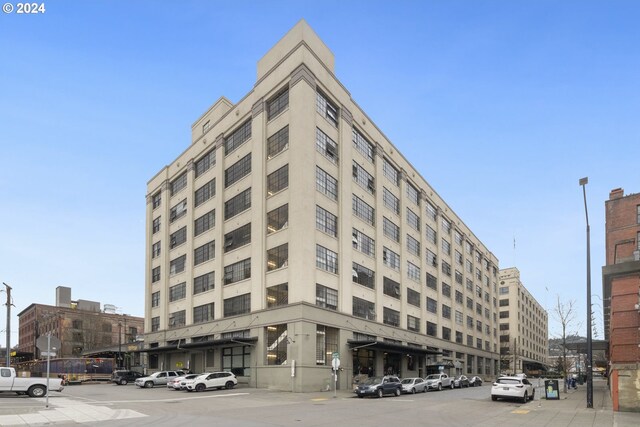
[579,177,593,408]
[3,283,12,368]
[118,320,122,369]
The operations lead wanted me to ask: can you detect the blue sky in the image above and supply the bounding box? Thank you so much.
[1,0,638,347]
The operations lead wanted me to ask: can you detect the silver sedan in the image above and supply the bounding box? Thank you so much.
[401,377,427,394]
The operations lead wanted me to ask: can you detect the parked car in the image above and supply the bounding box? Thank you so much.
[400,377,427,394]
[491,376,534,403]
[469,376,483,387]
[354,376,402,398]
[135,370,185,388]
[185,372,237,392]
[167,374,200,390]
[111,370,144,386]
[0,367,64,397]
[424,373,453,391]
[453,375,470,388]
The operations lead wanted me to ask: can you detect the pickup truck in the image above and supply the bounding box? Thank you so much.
[424,373,454,391]
[135,370,185,388]
[0,367,65,397]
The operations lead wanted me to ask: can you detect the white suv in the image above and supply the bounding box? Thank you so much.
[185,372,237,392]
[491,376,534,403]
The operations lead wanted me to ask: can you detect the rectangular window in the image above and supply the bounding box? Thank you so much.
[267,283,288,308]
[224,258,251,285]
[194,209,215,237]
[169,310,186,329]
[426,321,437,337]
[442,326,451,341]
[454,230,463,246]
[382,187,400,214]
[316,325,339,365]
[352,228,375,256]
[195,178,216,206]
[316,245,338,273]
[224,293,251,317]
[170,199,187,223]
[316,127,338,163]
[426,201,437,221]
[352,262,375,289]
[407,183,419,206]
[152,192,161,210]
[316,205,338,237]
[352,195,375,226]
[152,216,161,234]
[195,149,216,178]
[224,120,251,155]
[442,282,451,298]
[224,223,251,252]
[151,291,160,307]
[353,297,375,320]
[267,164,289,195]
[382,247,400,270]
[455,290,463,304]
[499,299,509,307]
[316,167,338,200]
[407,288,421,307]
[383,217,400,242]
[407,235,420,257]
[455,250,463,266]
[316,284,338,310]
[426,225,437,245]
[442,261,451,276]
[442,304,451,319]
[407,315,420,332]
[225,154,252,188]
[224,188,251,220]
[267,126,289,159]
[500,311,509,319]
[194,272,214,294]
[426,249,437,267]
[352,128,374,163]
[267,244,288,271]
[442,238,451,255]
[353,162,375,194]
[193,303,214,323]
[637,205,640,224]
[382,158,399,186]
[383,277,401,299]
[407,261,421,282]
[267,204,288,234]
[169,255,186,275]
[383,307,400,327]
[427,297,437,314]
[194,241,215,265]
[426,273,437,290]
[152,241,161,258]
[170,172,187,196]
[266,324,287,365]
[170,226,187,249]
[455,310,463,325]
[267,88,289,120]
[455,269,463,284]
[407,208,420,232]
[467,316,474,328]
[456,331,463,344]
[151,316,160,332]
[316,91,338,127]
[152,266,161,283]
[466,297,473,310]
[441,217,451,235]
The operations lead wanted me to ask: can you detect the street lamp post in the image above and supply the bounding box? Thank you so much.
[579,177,593,408]
[118,321,122,369]
[2,283,12,368]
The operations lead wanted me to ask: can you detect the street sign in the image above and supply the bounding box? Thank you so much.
[332,352,339,360]
[36,335,61,351]
[331,357,340,370]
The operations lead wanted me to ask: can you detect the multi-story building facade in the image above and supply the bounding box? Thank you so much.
[17,286,144,367]
[497,268,548,375]
[602,187,640,412]
[144,20,501,391]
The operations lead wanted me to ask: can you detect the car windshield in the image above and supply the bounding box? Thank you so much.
[401,379,414,384]
[362,377,383,385]
[425,375,439,380]
[496,378,521,385]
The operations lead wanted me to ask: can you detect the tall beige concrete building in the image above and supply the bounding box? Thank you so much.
[498,268,548,375]
[144,20,501,391]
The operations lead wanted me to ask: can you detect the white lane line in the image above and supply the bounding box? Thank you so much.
[108,391,250,404]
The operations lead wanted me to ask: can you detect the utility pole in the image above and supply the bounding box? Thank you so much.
[3,283,12,367]
[579,177,593,408]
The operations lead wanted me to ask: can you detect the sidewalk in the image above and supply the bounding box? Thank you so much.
[527,378,639,427]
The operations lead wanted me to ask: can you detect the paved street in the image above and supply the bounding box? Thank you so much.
[0,378,637,426]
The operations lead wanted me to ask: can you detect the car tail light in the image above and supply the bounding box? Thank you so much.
[516,385,523,388]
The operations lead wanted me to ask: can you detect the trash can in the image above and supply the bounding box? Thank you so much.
[544,379,560,400]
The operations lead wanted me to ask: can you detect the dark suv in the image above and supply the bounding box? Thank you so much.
[111,370,144,385]
[354,375,402,398]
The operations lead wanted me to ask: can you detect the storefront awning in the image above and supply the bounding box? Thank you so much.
[138,337,258,353]
[347,339,441,355]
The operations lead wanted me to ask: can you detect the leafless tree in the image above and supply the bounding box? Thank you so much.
[553,295,577,392]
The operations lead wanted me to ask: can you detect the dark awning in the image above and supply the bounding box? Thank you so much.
[347,339,441,355]
[140,337,258,353]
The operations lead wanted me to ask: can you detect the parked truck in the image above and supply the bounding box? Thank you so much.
[424,373,454,391]
[0,367,65,397]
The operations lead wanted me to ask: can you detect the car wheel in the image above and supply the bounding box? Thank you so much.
[358,395,364,398]
[377,388,384,398]
[28,385,46,398]
[423,386,427,393]
[522,392,528,404]
[394,388,401,397]
[144,381,154,388]
[120,379,127,385]
[437,383,442,391]
[411,387,416,394]
[451,383,455,390]
[530,390,535,401]
[491,395,498,401]
[195,383,206,392]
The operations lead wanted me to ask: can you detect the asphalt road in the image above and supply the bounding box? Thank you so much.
[0,382,544,426]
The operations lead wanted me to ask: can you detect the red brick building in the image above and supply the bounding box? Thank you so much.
[602,188,640,412]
